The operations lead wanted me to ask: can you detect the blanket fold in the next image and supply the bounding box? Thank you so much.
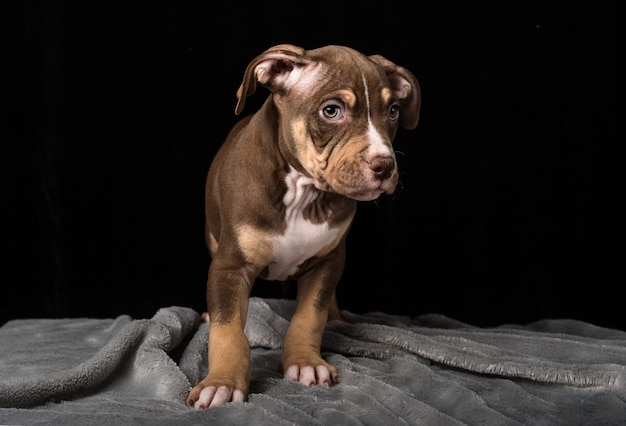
[0,306,199,408]
[1,297,625,425]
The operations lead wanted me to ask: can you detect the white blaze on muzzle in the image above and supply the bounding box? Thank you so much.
[361,71,395,158]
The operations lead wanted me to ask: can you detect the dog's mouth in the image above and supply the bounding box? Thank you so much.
[312,177,390,201]
[349,180,397,201]
[328,173,398,201]
[347,188,388,201]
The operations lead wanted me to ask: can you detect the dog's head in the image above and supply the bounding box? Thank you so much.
[235,44,421,201]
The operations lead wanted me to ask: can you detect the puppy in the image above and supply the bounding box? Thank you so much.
[187,44,421,409]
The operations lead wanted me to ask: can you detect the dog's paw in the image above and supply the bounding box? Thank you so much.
[187,385,245,409]
[284,364,339,387]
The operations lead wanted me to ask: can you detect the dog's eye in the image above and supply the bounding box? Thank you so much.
[321,104,343,120]
[389,104,400,121]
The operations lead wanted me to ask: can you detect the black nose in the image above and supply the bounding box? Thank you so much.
[369,156,395,180]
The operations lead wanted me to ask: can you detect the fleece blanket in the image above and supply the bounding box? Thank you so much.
[1,298,626,425]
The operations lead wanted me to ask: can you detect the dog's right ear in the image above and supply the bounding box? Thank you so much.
[235,44,311,115]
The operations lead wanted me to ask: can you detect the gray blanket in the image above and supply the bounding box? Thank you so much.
[1,297,626,425]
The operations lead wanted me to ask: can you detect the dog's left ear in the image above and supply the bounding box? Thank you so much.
[235,44,311,115]
[369,55,421,130]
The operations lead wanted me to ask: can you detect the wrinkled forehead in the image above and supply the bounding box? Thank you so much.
[292,48,390,100]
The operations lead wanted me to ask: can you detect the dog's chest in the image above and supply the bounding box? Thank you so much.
[265,168,340,281]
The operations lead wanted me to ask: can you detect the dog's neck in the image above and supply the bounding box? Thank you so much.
[282,166,319,222]
[262,166,339,281]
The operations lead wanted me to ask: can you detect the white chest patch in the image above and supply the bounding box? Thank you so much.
[266,167,340,281]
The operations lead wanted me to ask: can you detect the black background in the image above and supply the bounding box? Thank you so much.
[3,1,621,329]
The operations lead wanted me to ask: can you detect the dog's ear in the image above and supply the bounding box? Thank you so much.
[235,44,311,115]
[369,55,421,130]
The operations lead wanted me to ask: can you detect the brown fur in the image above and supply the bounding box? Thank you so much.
[187,44,420,409]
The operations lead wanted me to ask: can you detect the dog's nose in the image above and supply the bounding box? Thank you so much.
[369,156,395,180]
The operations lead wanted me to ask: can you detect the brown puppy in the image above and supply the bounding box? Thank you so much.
[187,44,421,409]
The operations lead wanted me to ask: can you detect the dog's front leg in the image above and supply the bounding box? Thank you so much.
[281,255,344,387]
[187,263,254,409]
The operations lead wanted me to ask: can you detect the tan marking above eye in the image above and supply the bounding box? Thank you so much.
[237,224,276,266]
[381,87,393,105]
[337,89,356,108]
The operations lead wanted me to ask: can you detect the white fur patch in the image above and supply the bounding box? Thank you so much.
[265,167,339,281]
[361,72,393,157]
[367,121,392,156]
[290,63,322,95]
